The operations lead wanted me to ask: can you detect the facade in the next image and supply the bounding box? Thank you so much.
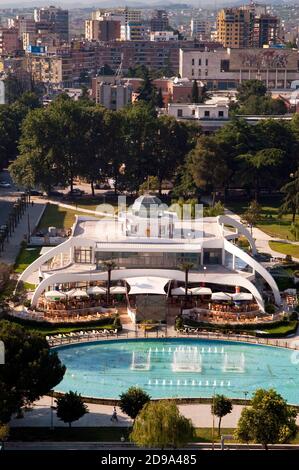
[150,10,169,32]
[34,6,69,42]
[85,19,121,42]
[253,14,279,48]
[167,102,229,120]
[217,7,254,48]
[191,19,210,41]
[124,21,148,41]
[0,28,20,55]
[150,31,178,42]
[19,195,281,313]
[180,47,299,90]
[91,78,133,110]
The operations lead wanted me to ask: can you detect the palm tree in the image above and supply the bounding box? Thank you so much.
[102,260,117,305]
[280,170,299,223]
[179,262,194,306]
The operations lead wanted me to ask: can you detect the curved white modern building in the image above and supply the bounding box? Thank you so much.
[19,196,281,312]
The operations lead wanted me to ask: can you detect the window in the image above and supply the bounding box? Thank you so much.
[177,109,183,117]
[220,59,230,72]
[191,69,194,76]
[192,58,195,65]
[198,69,201,76]
[192,109,195,116]
[198,58,201,66]
[205,58,208,66]
[204,110,210,117]
[218,110,224,117]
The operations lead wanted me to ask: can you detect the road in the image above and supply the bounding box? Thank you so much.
[0,169,22,226]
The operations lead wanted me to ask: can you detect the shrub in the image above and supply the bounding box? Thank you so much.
[175,315,184,330]
[284,254,293,263]
[265,304,276,314]
[289,311,298,321]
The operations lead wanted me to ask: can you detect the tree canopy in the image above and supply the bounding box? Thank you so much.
[130,400,195,448]
[119,386,151,420]
[0,320,65,423]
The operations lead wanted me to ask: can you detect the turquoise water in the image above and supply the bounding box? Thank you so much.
[55,338,299,404]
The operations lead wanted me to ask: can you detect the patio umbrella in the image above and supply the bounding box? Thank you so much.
[190,287,212,296]
[45,290,67,301]
[171,287,192,296]
[211,292,232,301]
[232,293,253,301]
[87,286,106,295]
[110,286,127,295]
[66,289,89,298]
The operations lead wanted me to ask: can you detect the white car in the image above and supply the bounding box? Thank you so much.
[0,181,11,188]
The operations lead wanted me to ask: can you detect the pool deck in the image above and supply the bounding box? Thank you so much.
[9,395,299,428]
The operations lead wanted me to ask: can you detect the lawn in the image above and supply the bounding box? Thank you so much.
[37,204,96,230]
[269,241,299,259]
[8,426,299,444]
[259,321,298,336]
[227,197,299,241]
[14,247,41,273]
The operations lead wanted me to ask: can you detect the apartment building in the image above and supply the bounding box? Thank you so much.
[0,28,20,55]
[92,77,133,109]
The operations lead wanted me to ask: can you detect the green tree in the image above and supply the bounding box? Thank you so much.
[119,387,151,421]
[235,389,297,450]
[156,88,164,108]
[211,395,233,436]
[179,262,194,306]
[104,110,126,194]
[0,320,65,423]
[237,80,267,103]
[102,260,117,305]
[130,400,195,449]
[191,80,199,103]
[242,200,262,235]
[137,68,157,105]
[188,135,229,206]
[56,391,88,428]
[280,170,299,223]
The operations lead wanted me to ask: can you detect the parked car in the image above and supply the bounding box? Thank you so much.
[29,189,42,196]
[0,181,11,188]
[67,188,85,196]
[46,190,64,198]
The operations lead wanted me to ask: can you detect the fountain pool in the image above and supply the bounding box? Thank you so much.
[54,338,299,403]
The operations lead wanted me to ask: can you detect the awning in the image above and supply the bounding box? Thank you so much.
[66,289,89,298]
[211,292,232,301]
[125,277,170,295]
[232,293,253,301]
[87,286,106,295]
[45,290,67,301]
[171,287,192,296]
[190,287,212,296]
[110,286,127,295]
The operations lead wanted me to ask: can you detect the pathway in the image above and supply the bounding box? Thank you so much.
[9,395,299,429]
[0,198,46,266]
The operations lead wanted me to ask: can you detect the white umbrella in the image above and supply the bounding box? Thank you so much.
[211,292,232,301]
[190,287,212,296]
[110,286,127,294]
[171,287,192,296]
[232,293,253,301]
[66,289,89,298]
[45,290,67,301]
[87,286,106,295]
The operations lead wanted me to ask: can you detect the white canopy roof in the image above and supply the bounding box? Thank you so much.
[171,287,192,296]
[126,277,170,295]
[110,286,127,294]
[45,290,67,300]
[87,286,106,295]
[211,292,232,301]
[232,292,253,301]
[190,287,212,296]
[66,288,89,298]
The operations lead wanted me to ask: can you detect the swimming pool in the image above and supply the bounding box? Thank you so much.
[55,338,299,404]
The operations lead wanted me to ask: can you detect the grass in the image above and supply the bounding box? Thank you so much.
[7,426,299,444]
[269,241,299,259]
[260,321,298,336]
[6,316,118,336]
[37,204,95,230]
[14,247,41,273]
[227,197,299,241]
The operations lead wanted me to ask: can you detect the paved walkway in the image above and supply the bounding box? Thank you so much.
[0,199,46,265]
[9,396,299,429]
